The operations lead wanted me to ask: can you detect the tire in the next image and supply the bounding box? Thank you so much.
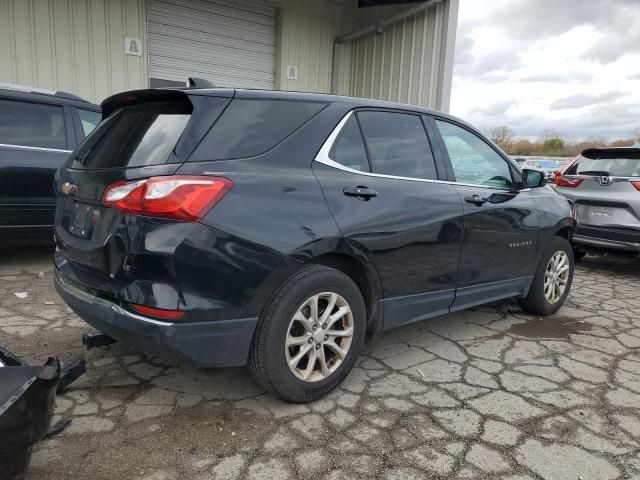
[249,265,366,403]
[518,236,574,316]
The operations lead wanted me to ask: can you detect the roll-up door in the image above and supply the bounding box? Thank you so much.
[147,0,276,89]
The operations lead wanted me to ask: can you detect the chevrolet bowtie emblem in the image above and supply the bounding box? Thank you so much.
[61,182,76,195]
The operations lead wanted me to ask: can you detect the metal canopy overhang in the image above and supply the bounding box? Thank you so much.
[330,0,444,94]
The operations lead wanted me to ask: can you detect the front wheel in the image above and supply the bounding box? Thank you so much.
[519,237,574,315]
[249,265,366,402]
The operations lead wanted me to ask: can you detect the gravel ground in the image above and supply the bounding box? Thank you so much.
[1,247,639,480]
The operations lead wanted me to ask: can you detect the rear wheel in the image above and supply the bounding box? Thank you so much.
[519,236,574,315]
[249,265,366,402]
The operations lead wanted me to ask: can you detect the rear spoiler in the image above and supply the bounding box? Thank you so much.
[581,148,640,159]
[101,88,234,118]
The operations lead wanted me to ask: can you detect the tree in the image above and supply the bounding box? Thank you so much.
[490,126,514,150]
[630,127,640,144]
[509,139,538,156]
[540,128,561,141]
[541,137,565,156]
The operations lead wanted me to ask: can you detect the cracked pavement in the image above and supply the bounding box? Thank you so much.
[1,248,640,480]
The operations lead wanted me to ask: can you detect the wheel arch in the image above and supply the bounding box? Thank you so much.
[305,252,383,333]
[555,221,575,240]
[531,217,576,271]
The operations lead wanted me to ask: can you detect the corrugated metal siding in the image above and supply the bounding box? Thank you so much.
[147,0,276,89]
[0,0,147,104]
[0,0,456,108]
[348,0,455,110]
[275,0,356,95]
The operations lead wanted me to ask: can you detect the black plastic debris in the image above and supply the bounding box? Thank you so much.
[0,347,85,480]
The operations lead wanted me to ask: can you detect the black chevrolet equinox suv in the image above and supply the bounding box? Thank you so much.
[54,88,576,402]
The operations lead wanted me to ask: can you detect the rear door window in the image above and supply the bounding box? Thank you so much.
[191,99,327,161]
[70,101,191,169]
[357,111,438,180]
[0,99,67,150]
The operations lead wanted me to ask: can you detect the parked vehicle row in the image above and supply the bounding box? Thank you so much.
[52,87,576,401]
[521,157,567,180]
[0,83,100,244]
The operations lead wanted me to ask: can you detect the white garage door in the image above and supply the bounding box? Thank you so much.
[147,0,276,89]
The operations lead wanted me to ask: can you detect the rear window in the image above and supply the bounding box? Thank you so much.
[0,99,66,149]
[568,155,640,177]
[70,101,192,169]
[190,99,327,161]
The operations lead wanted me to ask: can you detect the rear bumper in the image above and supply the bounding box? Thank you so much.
[573,225,640,252]
[54,273,258,368]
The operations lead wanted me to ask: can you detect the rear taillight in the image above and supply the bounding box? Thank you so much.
[554,171,583,188]
[102,176,232,221]
[130,304,185,320]
[632,181,640,191]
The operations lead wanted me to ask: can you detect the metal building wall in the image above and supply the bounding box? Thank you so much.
[0,0,148,104]
[275,0,356,95]
[348,0,458,111]
[0,0,457,109]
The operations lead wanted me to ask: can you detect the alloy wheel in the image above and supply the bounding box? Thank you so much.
[544,250,570,304]
[284,292,354,382]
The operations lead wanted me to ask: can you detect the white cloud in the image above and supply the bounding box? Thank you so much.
[451,0,640,139]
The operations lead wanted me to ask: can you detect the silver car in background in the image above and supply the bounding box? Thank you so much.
[553,147,640,256]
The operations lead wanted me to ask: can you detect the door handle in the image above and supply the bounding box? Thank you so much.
[343,186,378,200]
[464,194,486,206]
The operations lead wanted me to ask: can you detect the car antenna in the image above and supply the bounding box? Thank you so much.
[187,77,216,88]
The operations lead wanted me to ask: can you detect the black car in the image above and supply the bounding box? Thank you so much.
[54,88,576,402]
[0,84,100,244]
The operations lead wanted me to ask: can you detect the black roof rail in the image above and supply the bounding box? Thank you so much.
[0,82,91,103]
[53,91,89,102]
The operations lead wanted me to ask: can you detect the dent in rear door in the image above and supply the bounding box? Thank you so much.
[313,111,464,330]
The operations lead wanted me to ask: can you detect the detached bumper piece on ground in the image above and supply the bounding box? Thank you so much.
[0,347,85,480]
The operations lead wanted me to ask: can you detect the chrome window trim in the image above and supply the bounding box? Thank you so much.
[313,111,518,192]
[562,174,640,182]
[0,143,72,154]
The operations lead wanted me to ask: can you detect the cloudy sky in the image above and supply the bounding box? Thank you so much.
[450,0,640,140]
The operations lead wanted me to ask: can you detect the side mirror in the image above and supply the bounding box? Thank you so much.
[522,169,546,188]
